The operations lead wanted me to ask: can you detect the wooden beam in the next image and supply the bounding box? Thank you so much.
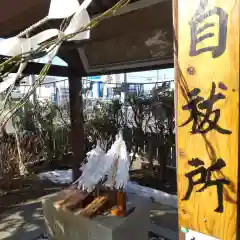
[0,56,69,77]
[24,62,69,77]
[68,72,85,181]
[175,0,239,239]
[82,62,174,76]
[60,45,174,75]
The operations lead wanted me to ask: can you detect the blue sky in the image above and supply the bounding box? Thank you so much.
[36,55,68,66]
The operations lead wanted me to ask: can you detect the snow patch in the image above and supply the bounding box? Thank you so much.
[125,181,177,209]
[38,169,73,184]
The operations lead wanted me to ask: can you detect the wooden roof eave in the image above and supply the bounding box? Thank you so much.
[0,0,174,77]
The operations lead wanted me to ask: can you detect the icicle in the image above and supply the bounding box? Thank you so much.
[82,136,119,190]
[97,135,119,178]
[75,131,130,193]
[104,131,130,190]
[77,140,106,192]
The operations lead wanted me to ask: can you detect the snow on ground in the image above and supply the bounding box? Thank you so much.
[38,170,177,208]
[38,169,73,185]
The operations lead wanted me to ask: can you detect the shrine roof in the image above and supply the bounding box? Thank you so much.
[0,0,173,76]
[0,0,140,37]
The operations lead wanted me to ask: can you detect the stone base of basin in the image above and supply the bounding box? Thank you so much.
[42,192,150,240]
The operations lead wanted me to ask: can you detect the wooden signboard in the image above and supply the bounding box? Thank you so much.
[174,0,239,239]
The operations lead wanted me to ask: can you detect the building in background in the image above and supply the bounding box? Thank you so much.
[84,68,174,100]
[11,68,174,104]
[12,75,69,105]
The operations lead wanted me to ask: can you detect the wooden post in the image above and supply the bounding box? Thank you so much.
[174,0,239,239]
[69,73,85,182]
